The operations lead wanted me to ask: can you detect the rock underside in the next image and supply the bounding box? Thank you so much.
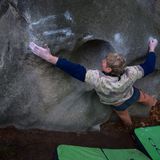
[0,0,160,131]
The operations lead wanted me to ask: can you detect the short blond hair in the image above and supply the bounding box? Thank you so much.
[105,53,126,76]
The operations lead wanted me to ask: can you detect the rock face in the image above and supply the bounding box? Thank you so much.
[0,0,159,131]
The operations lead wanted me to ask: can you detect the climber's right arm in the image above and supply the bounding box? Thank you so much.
[139,51,156,76]
[139,38,158,77]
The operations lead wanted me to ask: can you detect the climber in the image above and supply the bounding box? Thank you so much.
[29,38,159,127]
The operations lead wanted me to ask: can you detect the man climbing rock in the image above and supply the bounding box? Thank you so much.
[29,38,159,127]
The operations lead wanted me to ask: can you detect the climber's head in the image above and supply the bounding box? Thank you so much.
[101,53,126,76]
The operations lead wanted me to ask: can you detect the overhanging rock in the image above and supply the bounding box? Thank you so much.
[0,0,159,131]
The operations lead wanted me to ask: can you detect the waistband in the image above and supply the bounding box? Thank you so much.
[111,87,140,111]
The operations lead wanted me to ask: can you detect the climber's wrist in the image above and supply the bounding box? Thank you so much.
[47,55,58,64]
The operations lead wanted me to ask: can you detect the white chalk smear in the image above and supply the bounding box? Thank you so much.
[27,12,75,49]
[83,34,94,41]
[149,36,154,41]
[64,11,74,22]
[0,47,6,69]
[43,28,74,37]
[23,11,32,24]
[114,33,123,44]
[112,33,128,55]
[31,15,56,27]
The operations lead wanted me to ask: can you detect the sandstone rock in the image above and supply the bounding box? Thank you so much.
[0,0,159,131]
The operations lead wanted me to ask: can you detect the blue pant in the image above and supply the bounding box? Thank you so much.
[111,87,140,111]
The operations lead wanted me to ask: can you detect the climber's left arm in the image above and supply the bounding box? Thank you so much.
[55,58,86,82]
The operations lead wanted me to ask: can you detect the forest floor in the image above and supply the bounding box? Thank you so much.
[0,103,159,160]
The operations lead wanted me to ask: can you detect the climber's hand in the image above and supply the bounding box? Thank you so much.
[29,42,52,61]
[149,38,158,52]
[29,42,58,64]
